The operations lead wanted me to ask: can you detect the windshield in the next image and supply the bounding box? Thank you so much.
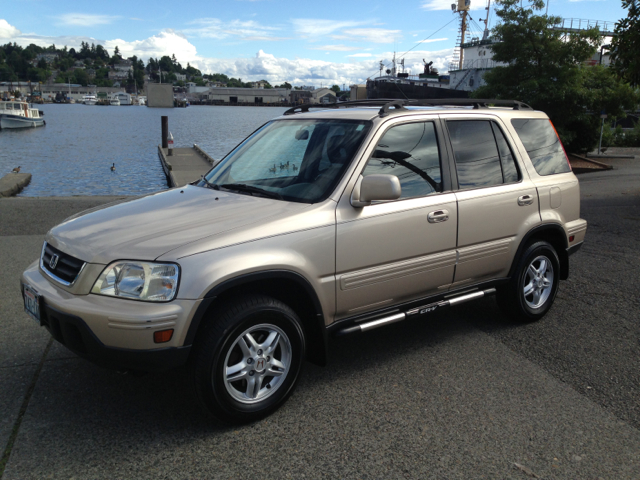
[201,119,372,203]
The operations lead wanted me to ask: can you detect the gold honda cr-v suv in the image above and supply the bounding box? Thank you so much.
[22,99,586,423]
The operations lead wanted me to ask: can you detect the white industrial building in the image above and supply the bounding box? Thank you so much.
[207,87,290,104]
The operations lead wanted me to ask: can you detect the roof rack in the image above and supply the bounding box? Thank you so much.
[282,98,533,117]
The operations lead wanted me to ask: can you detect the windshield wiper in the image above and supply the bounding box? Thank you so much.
[200,175,219,190]
[221,183,283,200]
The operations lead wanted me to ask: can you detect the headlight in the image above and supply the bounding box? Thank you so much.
[91,261,180,302]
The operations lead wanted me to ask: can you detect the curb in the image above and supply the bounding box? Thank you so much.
[570,154,613,170]
[0,173,32,197]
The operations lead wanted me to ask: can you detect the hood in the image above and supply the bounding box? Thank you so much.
[46,186,309,264]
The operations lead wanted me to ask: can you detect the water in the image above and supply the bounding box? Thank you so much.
[0,104,289,196]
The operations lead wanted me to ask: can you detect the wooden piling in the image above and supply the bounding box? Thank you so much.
[161,116,168,149]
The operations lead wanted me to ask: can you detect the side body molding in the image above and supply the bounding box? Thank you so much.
[183,270,328,366]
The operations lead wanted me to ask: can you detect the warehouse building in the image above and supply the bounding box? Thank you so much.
[206,87,290,105]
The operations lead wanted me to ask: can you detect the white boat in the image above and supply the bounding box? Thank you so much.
[109,97,120,106]
[82,95,97,105]
[137,96,147,106]
[0,100,45,129]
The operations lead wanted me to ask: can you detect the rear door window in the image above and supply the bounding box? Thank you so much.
[511,119,571,175]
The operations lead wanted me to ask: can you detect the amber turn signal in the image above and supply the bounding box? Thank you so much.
[154,329,174,343]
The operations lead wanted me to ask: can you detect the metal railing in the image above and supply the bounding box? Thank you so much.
[551,18,617,35]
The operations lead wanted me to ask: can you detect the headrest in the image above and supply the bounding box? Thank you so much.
[326,134,349,164]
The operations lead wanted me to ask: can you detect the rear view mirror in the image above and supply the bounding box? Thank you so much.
[372,149,411,162]
[351,174,401,208]
[295,129,309,140]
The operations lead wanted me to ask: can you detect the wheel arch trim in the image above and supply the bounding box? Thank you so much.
[183,270,328,365]
[509,223,569,280]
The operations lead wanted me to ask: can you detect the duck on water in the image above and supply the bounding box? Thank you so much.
[0,100,45,130]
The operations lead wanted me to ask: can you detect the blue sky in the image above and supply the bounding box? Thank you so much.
[0,0,627,86]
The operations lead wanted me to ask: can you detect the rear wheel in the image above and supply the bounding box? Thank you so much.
[191,294,305,424]
[497,241,560,322]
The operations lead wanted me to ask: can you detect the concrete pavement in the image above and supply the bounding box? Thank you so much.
[1,161,639,478]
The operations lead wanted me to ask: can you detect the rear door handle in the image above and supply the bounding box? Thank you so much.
[518,195,534,206]
[428,209,449,223]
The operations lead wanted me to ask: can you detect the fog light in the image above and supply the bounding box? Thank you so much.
[154,329,174,343]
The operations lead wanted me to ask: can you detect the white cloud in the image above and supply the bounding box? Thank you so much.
[0,28,457,84]
[185,18,285,41]
[309,44,360,51]
[193,47,456,84]
[56,13,119,26]
[105,30,200,63]
[340,28,403,44]
[0,19,21,38]
[291,18,370,38]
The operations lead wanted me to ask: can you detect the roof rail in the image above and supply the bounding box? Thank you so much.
[282,105,320,115]
[398,98,533,111]
[282,98,532,117]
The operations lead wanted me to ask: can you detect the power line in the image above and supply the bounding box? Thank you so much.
[368,17,459,79]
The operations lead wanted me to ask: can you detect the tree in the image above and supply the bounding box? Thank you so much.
[111,46,122,65]
[472,0,637,152]
[275,81,292,89]
[330,84,341,94]
[610,0,640,86]
[96,44,109,61]
[73,68,89,86]
[158,55,174,73]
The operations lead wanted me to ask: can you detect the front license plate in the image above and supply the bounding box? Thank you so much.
[23,284,41,323]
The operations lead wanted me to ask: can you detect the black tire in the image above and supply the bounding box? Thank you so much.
[497,240,560,322]
[191,294,305,424]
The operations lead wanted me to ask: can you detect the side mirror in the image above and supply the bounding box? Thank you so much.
[351,174,401,208]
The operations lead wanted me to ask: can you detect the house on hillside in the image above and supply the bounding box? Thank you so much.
[35,53,59,65]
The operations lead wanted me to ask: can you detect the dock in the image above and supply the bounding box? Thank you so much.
[157,144,218,187]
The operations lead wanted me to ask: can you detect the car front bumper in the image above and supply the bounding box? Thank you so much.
[21,260,202,371]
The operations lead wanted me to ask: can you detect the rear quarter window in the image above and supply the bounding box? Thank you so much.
[511,119,571,176]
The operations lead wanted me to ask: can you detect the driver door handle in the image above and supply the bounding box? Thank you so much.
[428,209,449,223]
[518,195,534,206]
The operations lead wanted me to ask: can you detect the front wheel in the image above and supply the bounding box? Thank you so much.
[497,241,560,322]
[191,295,305,424]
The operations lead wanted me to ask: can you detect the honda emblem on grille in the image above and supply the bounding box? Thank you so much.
[49,254,59,270]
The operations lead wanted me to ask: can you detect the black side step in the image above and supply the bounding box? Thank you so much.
[334,288,496,337]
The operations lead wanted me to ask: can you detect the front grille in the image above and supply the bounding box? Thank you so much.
[41,242,86,285]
